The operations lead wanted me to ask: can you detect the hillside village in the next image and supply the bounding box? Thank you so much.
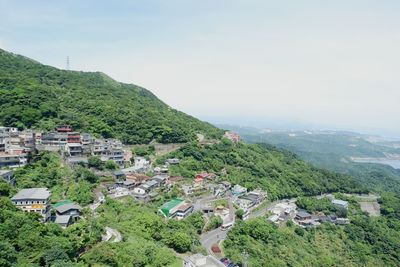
[0,49,397,266]
[1,124,380,267]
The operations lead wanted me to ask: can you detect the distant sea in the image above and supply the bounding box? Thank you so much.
[352,158,400,169]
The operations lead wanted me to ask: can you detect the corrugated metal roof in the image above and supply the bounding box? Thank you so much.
[159,198,184,217]
[11,188,50,200]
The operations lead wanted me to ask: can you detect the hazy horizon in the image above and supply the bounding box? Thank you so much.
[1,1,399,136]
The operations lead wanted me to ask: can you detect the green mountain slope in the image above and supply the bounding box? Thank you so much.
[223,126,400,193]
[0,49,223,144]
[159,141,364,199]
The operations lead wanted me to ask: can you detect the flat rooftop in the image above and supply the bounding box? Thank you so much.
[11,188,50,200]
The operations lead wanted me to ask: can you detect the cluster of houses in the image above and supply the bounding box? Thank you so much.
[0,127,32,168]
[268,197,350,228]
[0,125,130,169]
[223,131,241,143]
[104,157,172,201]
[182,172,218,195]
[10,188,82,228]
[233,188,266,212]
[294,209,350,227]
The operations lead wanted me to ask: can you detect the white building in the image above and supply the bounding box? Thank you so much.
[11,188,51,221]
[332,199,349,209]
[184,254,225,267]
[232,184,247,196]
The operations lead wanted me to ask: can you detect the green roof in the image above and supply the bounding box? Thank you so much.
[159,198,184,217]
[53,200,74,208]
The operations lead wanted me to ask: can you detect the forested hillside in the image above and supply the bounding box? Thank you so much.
[159,140,364,199]
[0,49,223,144]
[230,128,400,193]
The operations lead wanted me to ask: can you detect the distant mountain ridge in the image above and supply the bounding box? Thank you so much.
[0,49,223,144]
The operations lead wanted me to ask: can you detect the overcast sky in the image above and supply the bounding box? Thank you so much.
[1,1,399,136]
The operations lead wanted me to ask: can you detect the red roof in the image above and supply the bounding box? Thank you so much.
[211,244,221,253]
[196,172,208,179]
[196,172,216,180]
[194,177,204,183]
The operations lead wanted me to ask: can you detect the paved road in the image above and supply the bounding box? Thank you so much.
[89,202,101,211]
[103,227,123,243]
[200,228,228,254]
[200,198,296,254]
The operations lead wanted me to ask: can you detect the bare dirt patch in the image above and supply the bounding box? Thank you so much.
[359,201,380,217]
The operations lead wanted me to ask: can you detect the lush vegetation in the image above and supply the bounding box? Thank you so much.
[205,215,223,231]
[81,197,205,266]
[0,197,102,266]
[160,140,364,199]
[239,130,400,193]
[2,48,400,266]
[224,195,400,267]
[0,49,223,144]
[14,152,97,205]
[131,145,156,157]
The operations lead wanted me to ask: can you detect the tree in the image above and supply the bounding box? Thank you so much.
[43,247,70,266]
[76,167,98,184]
[0,181,14,197]
[0,241,17,267]
[104,160,119,171]
[236,209,245,220]
[88,156,103,170]
[205,215,223,231]
[164,232,192,253]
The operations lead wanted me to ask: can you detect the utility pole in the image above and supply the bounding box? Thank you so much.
[242,250,249,267]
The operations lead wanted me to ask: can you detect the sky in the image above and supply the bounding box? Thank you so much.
[1,0,400,136]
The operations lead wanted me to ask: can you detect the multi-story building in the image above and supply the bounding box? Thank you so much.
[11,188,51,221]
[81,133,94,154]
[92,139,124,166]
[41,132,68,147]
[0,152,28,168]
[67,132,81,143]
[64,143,83,157]
[0,127,18,138]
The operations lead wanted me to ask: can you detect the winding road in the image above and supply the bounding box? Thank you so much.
[200,198,293,255]
[201,228,228,254]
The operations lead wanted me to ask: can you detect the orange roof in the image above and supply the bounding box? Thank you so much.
[194,177,204,182]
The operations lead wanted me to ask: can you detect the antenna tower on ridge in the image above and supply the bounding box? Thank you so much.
[66,56,70,70]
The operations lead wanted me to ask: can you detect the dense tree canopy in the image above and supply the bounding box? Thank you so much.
[161,141,364,199]
[0,197,102,266]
